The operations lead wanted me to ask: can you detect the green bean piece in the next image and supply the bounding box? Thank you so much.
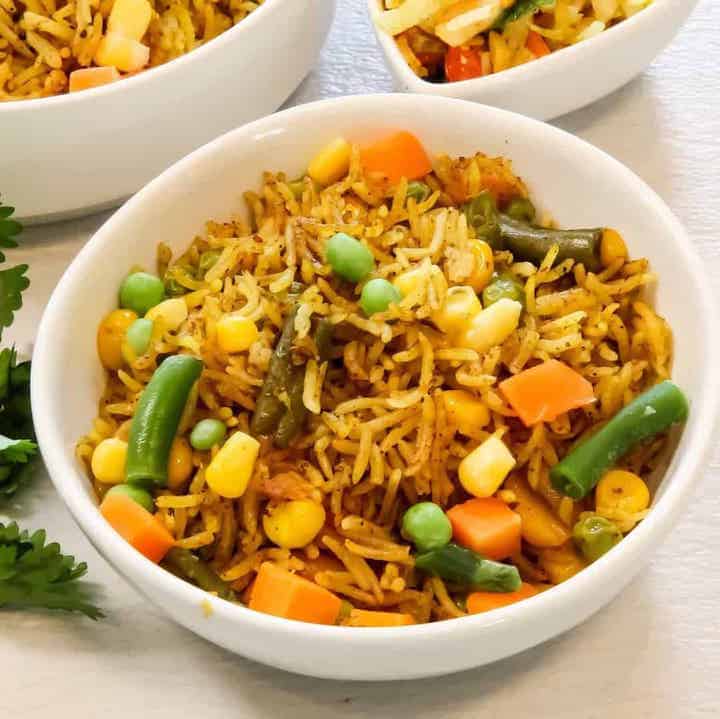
[572,514,622,562]
[119,272,165,315]
[406,181,431,204]
[105,484,154,513]
[198,250,222,276]
[499,215,603,272]
[313,318,335,362]
[126,355,203,488]
[402,502,452,552]
[163,547,236,601]
[273,366,307,449]
[551,381,689,500]
[415,543,521,593]
[463,192,503,249]
[504,197,536,223]
[482,273,525,308]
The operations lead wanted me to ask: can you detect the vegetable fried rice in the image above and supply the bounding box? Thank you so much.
[78,130,688,626]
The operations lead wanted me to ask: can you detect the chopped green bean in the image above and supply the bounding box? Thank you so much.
[105,484,154,513]
[463,192,502,249]
[163,547,236,601]
[406,181,431,204]
[504,197,536,223]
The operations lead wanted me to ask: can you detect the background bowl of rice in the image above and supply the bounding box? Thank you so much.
[32,94,720,680]
[1,0,335,222]
[369,0,700,120]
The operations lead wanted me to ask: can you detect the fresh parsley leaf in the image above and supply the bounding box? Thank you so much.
[0,436,36,464]
[493,0,553,29]
[0,522,103,619]
[0,264,29,336]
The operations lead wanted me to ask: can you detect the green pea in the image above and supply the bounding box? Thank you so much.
[198,250,221,276]
[406,181,431,204]
[106,484,154,513]
[402,502,452,553]
[189,418,227,451]
[482,273,525,308]
[126,318,153,356]
[572,514,622,562]
[325,232,375,282]
[504,197,536,223]
[463,191,502,249]
[119,272,165,315]
[360,278,401,316]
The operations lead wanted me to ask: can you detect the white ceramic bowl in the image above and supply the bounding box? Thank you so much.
[32,95,719,680]
[2,0,334,223]
[369,0,699,120]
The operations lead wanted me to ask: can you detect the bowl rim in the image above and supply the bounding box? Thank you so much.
[31,94,720,648]
[369,0,699,93]
[0,0,283,113]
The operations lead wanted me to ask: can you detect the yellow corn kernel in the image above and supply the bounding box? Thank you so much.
[97,308,137,370]
[107,0,152,41]
[466,239,494,293]
[307,137,352,186]
[600,228,628,267]
[459,298,522,353]
[595,470,650,514]
[432,285,482,337]
[91,437,127,484]
[505,475,570,548]
[167,437,193,491]
[263,499,326,549]
[393,266,427,298]
[489,31,512,73]
[458,435,516,498]
[538,542,587,584]
[443,389,490,436]
[145,298,187,335]
[95,32,149,72]
[215,314,259,353]
[205,431,259,499]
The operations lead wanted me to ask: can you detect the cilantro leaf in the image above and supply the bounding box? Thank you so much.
[0,436,36,464]
[0,264,29,336]
[0,522,103,619]
[493,0,553,29]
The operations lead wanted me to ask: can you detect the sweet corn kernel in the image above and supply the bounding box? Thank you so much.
[145,298,187,334]
[459,298,522,353]
[600,228,628,267]
[432,285,482,337]
[393,266,427,299]
[466,240,494,293]
[216,314,259,353]
[263,499,326,549]
[307,137,352,186]
[595,470,650,514]
[167,437,193,491]
[443,389,490,435]
[94,32,149,72]
[97,309,137,370]
[205,431,259,498]
[91,437,128,484]
[458,436,516,498]
[108,0,152,41]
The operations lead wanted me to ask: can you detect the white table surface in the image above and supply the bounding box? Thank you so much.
[2,0,719,715]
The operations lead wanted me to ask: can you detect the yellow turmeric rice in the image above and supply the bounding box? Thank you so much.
[78,131,685,626]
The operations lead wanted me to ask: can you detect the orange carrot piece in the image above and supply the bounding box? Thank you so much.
[467,582,538,614]
[69,66,120,93]
[526,30,551,58]
[359,131,432,184]
[345,609,416,627]
[499,359,596,427]
[100,492,174,563]
[447,497,522,560]
[249,562,342,625]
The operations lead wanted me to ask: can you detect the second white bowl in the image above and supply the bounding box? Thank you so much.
[2,0,335,222]
[32,95,719,680]
[369,0,699,120]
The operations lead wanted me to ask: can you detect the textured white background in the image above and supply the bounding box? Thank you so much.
[2,0,719,715]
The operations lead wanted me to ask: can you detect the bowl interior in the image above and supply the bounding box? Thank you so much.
[32,95,719,677]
